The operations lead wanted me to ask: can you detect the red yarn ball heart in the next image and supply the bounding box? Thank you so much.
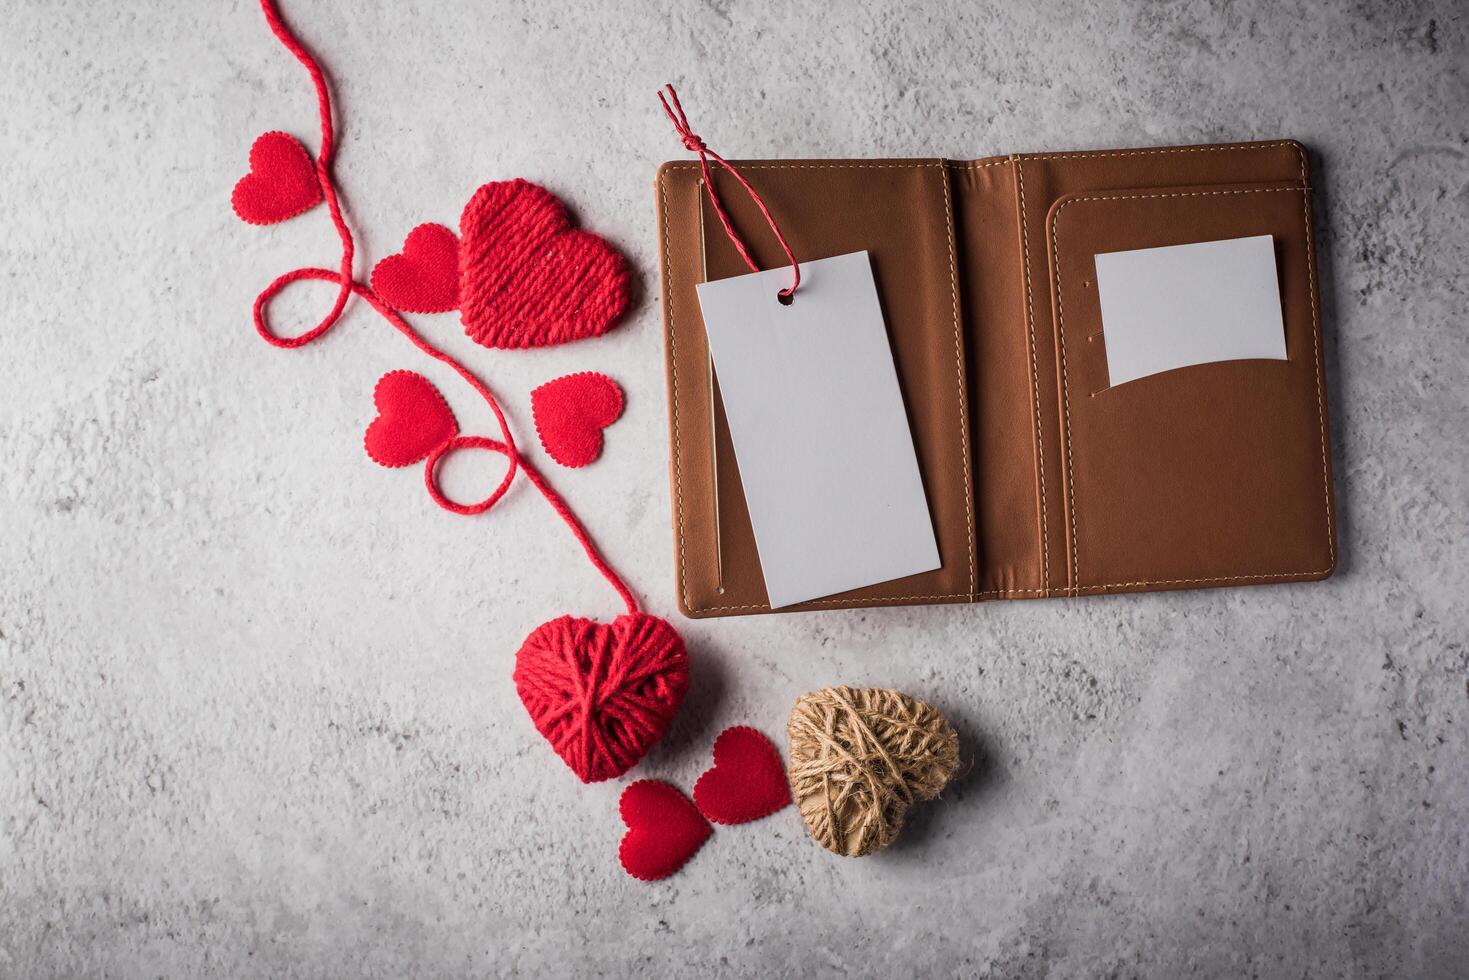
[513,613,688,783]
[458,180,630,349]
[231,131,322,226]
[371,222,461,313]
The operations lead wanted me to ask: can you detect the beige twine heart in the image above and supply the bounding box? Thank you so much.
[787,686,960,857]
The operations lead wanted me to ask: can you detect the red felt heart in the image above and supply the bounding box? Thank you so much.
[363,370,459,468]
[513,613,688,783]
[370,223,461,313]
[530,372,624,468]
[457,180,631,349]
[619,780,712,882]
[693,726,792,826]
[231,131,323,226]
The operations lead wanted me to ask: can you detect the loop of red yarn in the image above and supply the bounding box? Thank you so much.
[423,435,517,517]
[514,614,689,783]
[421,432,641,619]
[250,1,353,349]
[237,0,693,787]
[239,0,641,618]
[657,84,801,300]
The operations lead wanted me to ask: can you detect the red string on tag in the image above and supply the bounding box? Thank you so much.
[247,0,638,616]
[657,84,801,301]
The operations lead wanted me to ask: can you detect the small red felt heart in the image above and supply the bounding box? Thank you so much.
[457,180,630,349]
[619,780,712,882]
[530,372,623,468]
[371,223,461,313]
[514,613,688,783]
[363,370,459,468]
[693,726,791,826]
[231,131,323,226]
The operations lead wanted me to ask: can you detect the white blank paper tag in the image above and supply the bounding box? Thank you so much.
[695,251,940,608]
[1094,234,1287,388]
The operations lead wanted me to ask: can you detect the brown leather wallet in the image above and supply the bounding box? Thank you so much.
[655,139,1336,618]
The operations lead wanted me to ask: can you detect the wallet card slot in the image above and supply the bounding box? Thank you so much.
[1044,180,1335,594]
[1012,141,1313,597]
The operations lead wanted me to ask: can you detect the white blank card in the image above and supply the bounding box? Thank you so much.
[695,251,940,608]
[1094,234,1288,388]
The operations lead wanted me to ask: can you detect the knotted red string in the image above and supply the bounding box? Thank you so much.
[657,84,801,300]
[248,0,638,616]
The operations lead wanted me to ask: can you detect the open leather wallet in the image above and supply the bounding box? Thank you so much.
[655,139,1336,618]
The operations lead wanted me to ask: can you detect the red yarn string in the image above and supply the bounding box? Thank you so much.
[247,0,638,616]
[424,435,638,616]
[657,84,801,300]
[254,0,352,349]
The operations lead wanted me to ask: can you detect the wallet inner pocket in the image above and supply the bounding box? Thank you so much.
[1046,181,1335,593]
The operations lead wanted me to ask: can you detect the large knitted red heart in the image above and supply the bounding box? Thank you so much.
[693,726,791,826]
[371,223,460,313]
[531,372,624,468]
[363,370,458,468]
[457,180,630,349]
[619,780,711,882]
[231,131,322,226]
[513,613,688,783]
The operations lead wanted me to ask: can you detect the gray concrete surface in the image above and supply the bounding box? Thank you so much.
[2,0,1466,977]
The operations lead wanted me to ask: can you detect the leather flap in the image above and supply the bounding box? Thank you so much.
[1044,181,1336,592]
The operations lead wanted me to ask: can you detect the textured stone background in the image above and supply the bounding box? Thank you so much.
[2,0,1466,977]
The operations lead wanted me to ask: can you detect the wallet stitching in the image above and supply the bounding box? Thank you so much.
[1026,141,1302,162]
[1050,185,1334,592]
[658,170,694,612]
[1014,158,1052,597]
[660,162,948,171]
[663,161,976,612]
[1293,147,1335,571]
[1070,571,1327,592]
[662,150,1295,171]
[690,589,1048,612]
[940,163,979,600]
[1298,153,1336,573]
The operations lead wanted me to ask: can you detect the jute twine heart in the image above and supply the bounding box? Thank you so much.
[787,687,959,857]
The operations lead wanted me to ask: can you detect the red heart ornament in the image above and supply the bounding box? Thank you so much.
[619,780,712,882]
[457,180,631,349]
[530,372,624,468]
[693,726,792,825]
[513,613,688,783]
[363,370,459,468]
[231,131,323,226]
[370,223,461,313]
